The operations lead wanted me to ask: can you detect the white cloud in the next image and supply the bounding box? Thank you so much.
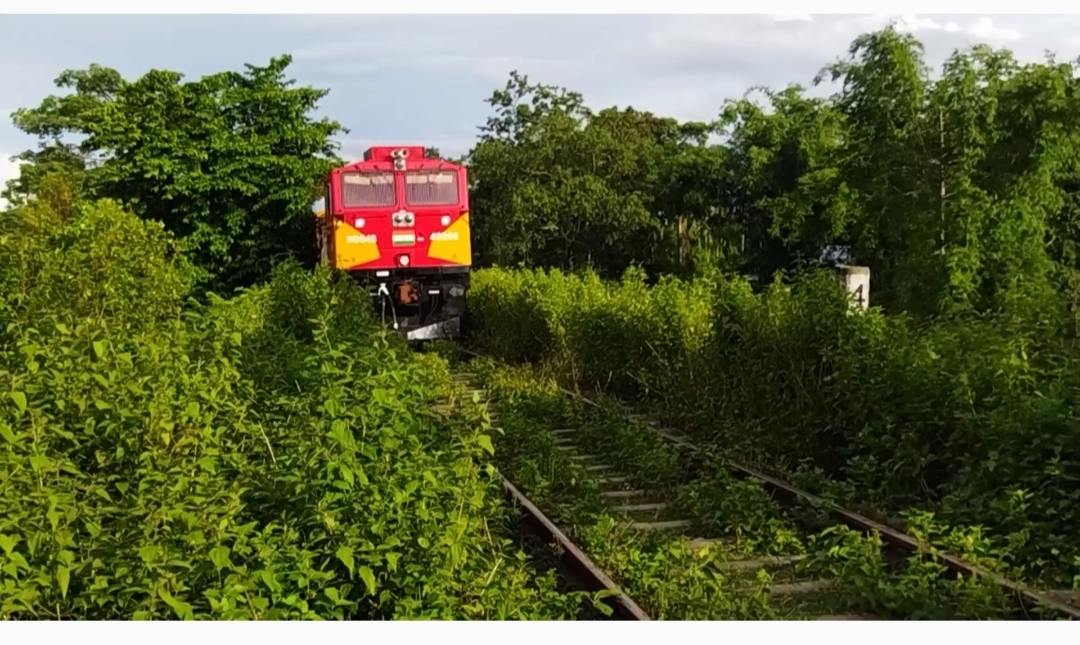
[966,16,1024,42]
[894,14,1023,41]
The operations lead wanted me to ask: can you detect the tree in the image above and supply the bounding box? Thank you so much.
[820,28,1072,319]
[2,65,125,207]
[467,71,718,277]
[6,55,344,292]
[717,85,853,283]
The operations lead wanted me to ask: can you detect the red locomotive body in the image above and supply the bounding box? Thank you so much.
[315,146,472,341]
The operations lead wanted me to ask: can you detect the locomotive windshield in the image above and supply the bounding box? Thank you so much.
[405,170,458,206]
[341,171,395,207]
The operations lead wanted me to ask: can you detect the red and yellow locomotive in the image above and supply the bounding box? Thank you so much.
[314,146,471,340]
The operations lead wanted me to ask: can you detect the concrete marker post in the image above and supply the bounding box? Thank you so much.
[836,265,870,311]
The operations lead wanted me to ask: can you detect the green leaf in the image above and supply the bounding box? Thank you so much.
[358,566,377,596]
[46,507,62,531]
[209,546,232,572]
[139,544,161,565]
[0,533,17,556]
[92,340,106,360]
[335,546,354,575]
[57,565,70,599]
[30,453,53,473]
[477,434,495,456]
[354,466,369,486]
[0,424,17,445]
[158,587,193,620]
[339,464,354,487]
[196,456,217,474]
[8,552,28,570]
[590,590,615,617]
[8,392,27,414]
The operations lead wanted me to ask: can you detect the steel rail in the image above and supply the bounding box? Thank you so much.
[500,475,652,621]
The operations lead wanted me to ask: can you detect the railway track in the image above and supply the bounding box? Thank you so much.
[604,400,1080,620]
[435,359,648,620]
[443,348,1080,621]
[452,369,872,620]
[499,474,651,620]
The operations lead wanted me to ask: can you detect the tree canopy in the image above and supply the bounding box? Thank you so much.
[464,27,1080,324]
[5,55,344,293]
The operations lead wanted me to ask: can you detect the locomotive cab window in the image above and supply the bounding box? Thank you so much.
[405,170,458,206]
[341,171,395,207]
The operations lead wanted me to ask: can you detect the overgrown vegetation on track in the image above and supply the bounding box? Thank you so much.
[466,267,1080,592]
[458,355,1017,620]
[0,198,583,619]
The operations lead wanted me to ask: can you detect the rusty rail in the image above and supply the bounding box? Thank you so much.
[727,460,1080,619]
[501,475,651,621]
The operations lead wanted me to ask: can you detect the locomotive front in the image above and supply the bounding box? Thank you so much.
[314,146,472,341]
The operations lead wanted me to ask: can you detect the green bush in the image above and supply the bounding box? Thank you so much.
[0,200,579,619]
[468,266,1080,587]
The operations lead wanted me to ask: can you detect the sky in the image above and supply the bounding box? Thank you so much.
[3,13,1080,197]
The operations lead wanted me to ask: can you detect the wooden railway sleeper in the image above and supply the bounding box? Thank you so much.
[711,554,809,573]
[601,489,647,499]
[596,475,630,485]
[611,502,668,513]
[630,519,692,532]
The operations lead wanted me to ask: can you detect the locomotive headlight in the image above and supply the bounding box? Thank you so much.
[355,218,365,228]
[405,212,415,226]
[440,215,451,226]
[392,213,403,226]
[397,254,410,267]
